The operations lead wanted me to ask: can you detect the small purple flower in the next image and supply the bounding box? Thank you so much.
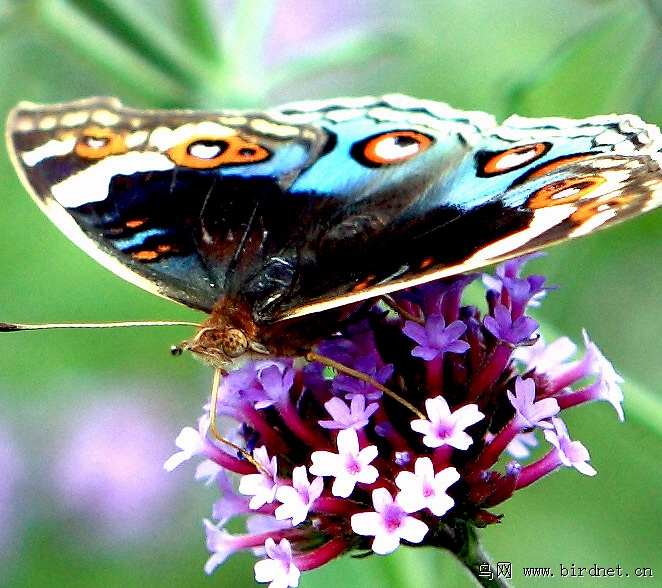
[332,355,393,401]
[318,395,379,430]
[505,432,539,459]
[403,315,470,360]
[507,377,559,429]
[240,361,296,409]
[258,364,296,408]
[483,252,549,313]
[309,428,379,497]
[484,304,538,345]
[544,418,597,476]
[351,488,429,555]
[410,396,484,450]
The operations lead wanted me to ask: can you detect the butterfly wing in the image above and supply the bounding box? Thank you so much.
[238,97,662,321]
[6,97,329,312]
[7,95,662,325]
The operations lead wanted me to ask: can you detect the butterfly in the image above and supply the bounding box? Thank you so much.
[6,94,662,368]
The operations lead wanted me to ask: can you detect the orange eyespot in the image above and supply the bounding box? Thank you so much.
[570,194,635,223]
[75,126,127,159]
[167,135,271,169]
[477,142,551,176]
[528,176,606,209]
[352,130,433,167]
[526,153,592,179]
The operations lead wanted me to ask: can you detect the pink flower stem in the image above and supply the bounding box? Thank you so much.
[277,398,330,449]
[515,449,561,489]
[312,496,361,518]
[231,528,312,552]
[203,444,257,475]
[548,361,590,393]
[555,386,596,410]
[432,444,454,470]
[426,356,444,397]
[468,345,512,401]
[441,288,461,323]
[241,404,290,454]
[469,418,520,473]
[293,536,353,571]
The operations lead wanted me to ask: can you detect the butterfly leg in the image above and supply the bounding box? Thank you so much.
[208,368,270,476]
[379,295,425,325]
[305,351,425,418]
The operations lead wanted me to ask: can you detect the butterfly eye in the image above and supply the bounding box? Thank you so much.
[352,130,433,167]
[75,126,127,159]
[477,142,551,176]
[168,135,271,169]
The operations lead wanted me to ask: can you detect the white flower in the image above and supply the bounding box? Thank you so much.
[203,519,240,574]
[351,488,429,555]
[505,431,539,459]
[309,429,379,498]
[163,421,208,471]
[275,466,324,526]
[318,395,379,430]
[254,538,301,588]
[410,396,484,450]
[238,446,280,509]
[395,457,460,516]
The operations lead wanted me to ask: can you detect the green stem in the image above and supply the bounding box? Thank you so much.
[436,521,514,588]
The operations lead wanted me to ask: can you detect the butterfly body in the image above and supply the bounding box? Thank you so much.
[7,95,662,365]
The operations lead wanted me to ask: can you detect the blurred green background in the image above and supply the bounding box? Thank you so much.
[0,1,660,587]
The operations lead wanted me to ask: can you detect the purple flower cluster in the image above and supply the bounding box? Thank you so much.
[165,255,624,588]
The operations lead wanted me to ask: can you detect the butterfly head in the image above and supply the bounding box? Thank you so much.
[173,323,270,370]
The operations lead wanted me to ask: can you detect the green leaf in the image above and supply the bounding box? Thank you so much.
[65,0,219,90]
[509,7,656,116]
[29,0,189,106]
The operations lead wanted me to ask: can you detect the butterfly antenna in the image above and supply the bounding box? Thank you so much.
[1,320,270,475]
[306,351,425,419]
[0,320,200,332]
[208,368,270,476]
